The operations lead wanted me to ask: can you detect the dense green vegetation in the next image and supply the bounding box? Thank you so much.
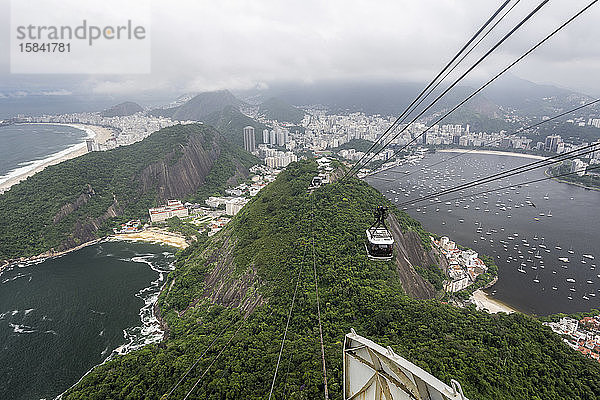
[549,161,600,189]
[258,97,305,124]
[201,106,268,148]
[535,122,600,144]
[63,160,600,400]
[151,91,243,121]
[0,124,256,260]
[164,217,203,241]
[102,101,143,117]
[187,139,259,203]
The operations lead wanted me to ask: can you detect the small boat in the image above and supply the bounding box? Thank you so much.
[533,274,540,283]
[583,254,595,260]
[566,278,575,283]
[552,286,558,290]
[583,296,590,300]
[559,257,570,263]
[587,280,594,284]
[568,246,574,254]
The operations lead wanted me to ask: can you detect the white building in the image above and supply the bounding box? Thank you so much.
[243,126,256,153]
[225,198,249,216]
[265,151,297,169]
[461,250,479,267]
[149,200,188,222]
[445,275,471,292]
[571,159,588,176]
[205,196,230,208]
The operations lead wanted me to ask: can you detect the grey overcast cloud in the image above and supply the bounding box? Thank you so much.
[1,0,600,96]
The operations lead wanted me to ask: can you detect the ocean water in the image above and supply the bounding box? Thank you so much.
[0,123,90,186]
[367,152,600,315]
[0,241,175,400]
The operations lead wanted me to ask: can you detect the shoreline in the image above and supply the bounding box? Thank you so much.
[438,148,547,161]
[544,168,600,192]
[111,228,189,249]
[1,238,104,273]
[470,289,519,314]
[0,123,114,193]
[1,229,188,273]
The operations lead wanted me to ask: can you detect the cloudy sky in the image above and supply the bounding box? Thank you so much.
[1,0,600,99]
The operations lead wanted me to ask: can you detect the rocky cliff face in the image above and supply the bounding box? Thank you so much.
[388,213,444,299]
[56,129,251,253]
[201,235,263,315]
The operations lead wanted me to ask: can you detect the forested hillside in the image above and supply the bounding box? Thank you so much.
[0,123,257,260]
[151,91,243,121]
[258,97,305,124]
[63,160,600,400]
[201,105,268,148]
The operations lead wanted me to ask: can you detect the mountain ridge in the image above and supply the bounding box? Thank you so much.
[62,160,600,400]
[0,123,257,261]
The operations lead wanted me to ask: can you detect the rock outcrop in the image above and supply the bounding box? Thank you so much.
[388,213,443,299]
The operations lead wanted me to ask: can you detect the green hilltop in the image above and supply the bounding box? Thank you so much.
[62,160,600,400]
[0,123,257,261]
[151,90,243,121]
[258,97,305,124]
[201,105,268,148]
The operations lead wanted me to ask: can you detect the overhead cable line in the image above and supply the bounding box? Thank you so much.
[400,164,600,212]
[345,0,551,177]
[394,143,600,207]
[163,312,239,398]
[310,196,329,400]
[182,317,248,400]
[268,238,310,400]
[366,98,600,179]
[355,0,522,178]
[343,0,515,179]
[348,0,599,177]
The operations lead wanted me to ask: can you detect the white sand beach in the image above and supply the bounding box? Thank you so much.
[439,149,547,161]
[471,289,518,314]
[112,228,189,249]
[0,123,114,193]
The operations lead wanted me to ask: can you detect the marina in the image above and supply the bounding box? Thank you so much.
[367,151,600,315]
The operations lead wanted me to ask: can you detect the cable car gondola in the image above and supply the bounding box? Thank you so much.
[365,206,394,261]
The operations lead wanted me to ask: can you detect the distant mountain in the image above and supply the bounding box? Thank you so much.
[151,90,243,121]
[483,76,597,117]
[101,101,143,117]
[237,77,600,128]
[258,97,305,124]
[201,105,268,147]
[0,124,258,261]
